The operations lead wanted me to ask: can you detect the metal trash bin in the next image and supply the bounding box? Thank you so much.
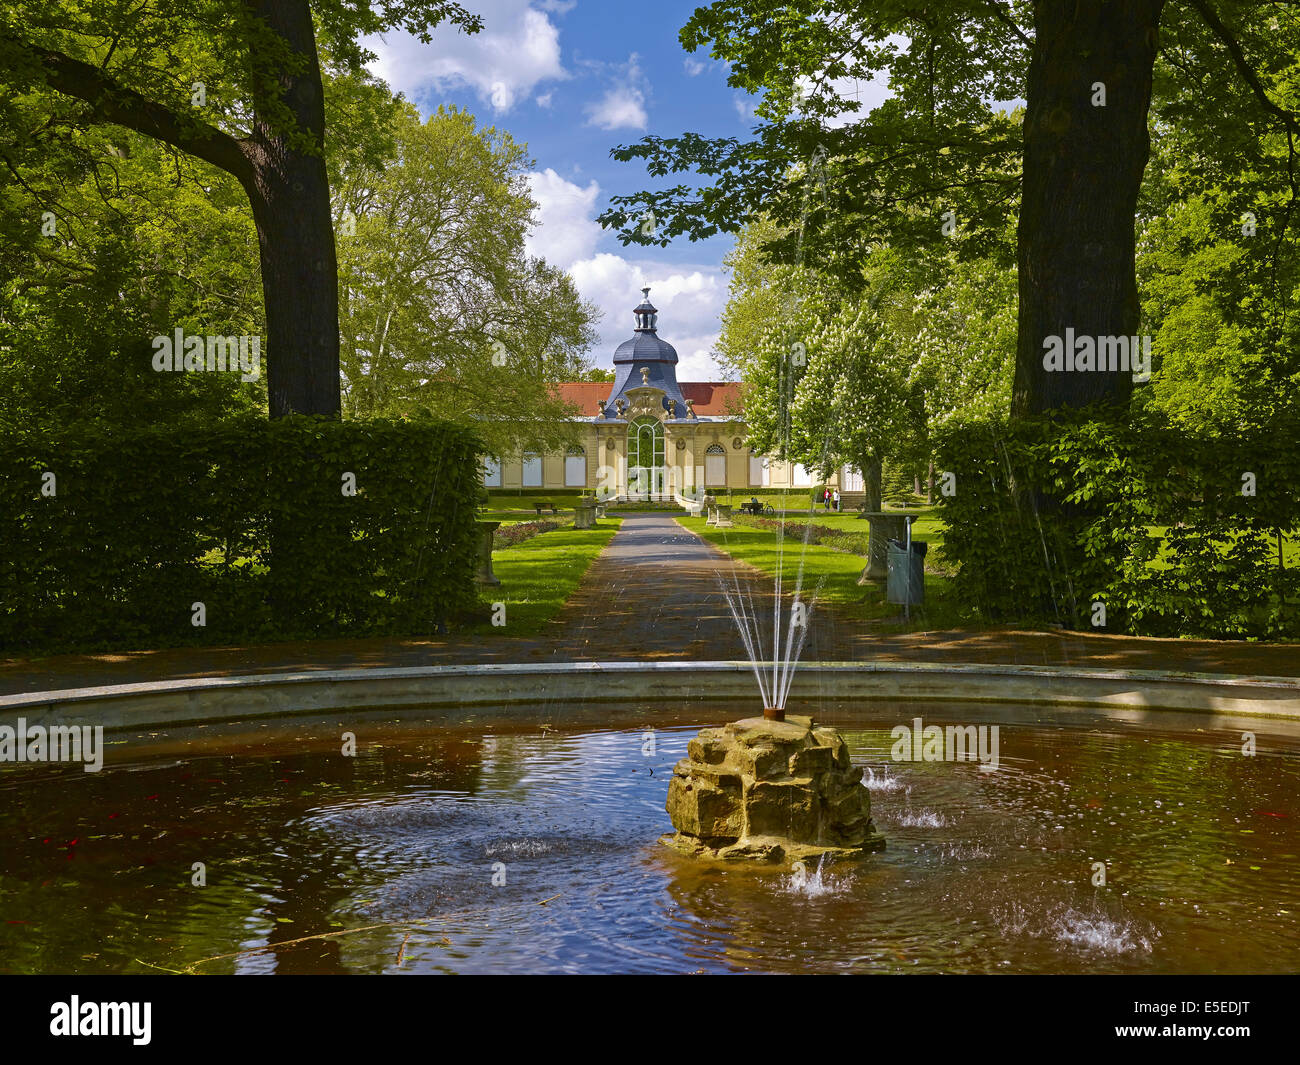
[886,538,927,605]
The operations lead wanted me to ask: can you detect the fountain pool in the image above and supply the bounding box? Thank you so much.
[1,704,1297,975]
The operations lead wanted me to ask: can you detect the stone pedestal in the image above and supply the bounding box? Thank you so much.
[475,521,501,586]
[574,502,597,529]
[856,512,907,583]
[714,504,734,528]
[661,715,884,864]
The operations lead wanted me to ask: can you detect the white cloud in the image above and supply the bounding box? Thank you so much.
[535,91,554,108]
[734,95,757,122]
[367,2,567,114]
[569,254,727,380]
[794,34,908,129]
[586,87,648,130]
[525,168,601,267]
[684,57,706,77]
[584,53,649,131]
[525,170,729,378]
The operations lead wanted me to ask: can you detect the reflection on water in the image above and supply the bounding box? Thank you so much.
[0,713,1297,974]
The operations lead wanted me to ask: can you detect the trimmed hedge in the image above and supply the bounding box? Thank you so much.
[493,519,565,548]
[934,405,1300,639]
[734,514,868,556]
[0,414,483,652]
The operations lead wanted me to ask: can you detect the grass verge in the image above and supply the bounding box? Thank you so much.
[472,519,622,637]
[678,515,968,631]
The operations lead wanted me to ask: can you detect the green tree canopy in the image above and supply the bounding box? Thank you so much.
[331,104,600,455]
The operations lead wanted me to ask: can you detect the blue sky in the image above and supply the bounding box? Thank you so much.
[365,0,884,380]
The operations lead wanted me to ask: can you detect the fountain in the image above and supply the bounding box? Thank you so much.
[660,712,885,863]
[661,497,885,864]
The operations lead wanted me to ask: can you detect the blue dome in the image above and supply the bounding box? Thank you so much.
[602,287,690,419]
[613,331,678,365]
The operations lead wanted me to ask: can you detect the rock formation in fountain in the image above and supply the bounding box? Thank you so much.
[661,714,885,863]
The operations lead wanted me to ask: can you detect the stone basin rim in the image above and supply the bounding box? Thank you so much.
[4,659,1300,733]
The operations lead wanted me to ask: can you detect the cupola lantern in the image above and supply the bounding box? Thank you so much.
[633,287,658,332]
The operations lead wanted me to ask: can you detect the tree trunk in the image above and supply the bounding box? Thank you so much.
[926,459,934,504]
[1013,0,1165,417]
[864,454,883,513]
[247,155,340,417]
[245,0,340,418]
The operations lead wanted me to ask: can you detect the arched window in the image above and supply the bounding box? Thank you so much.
[564,445,586,487]
[705,443,727,487]
[627,417,664,496]
[522,451,542,487]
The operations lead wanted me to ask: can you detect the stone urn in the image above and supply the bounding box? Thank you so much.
[475,520,501,586]
[661,714,884,865]
[856,512,908,583]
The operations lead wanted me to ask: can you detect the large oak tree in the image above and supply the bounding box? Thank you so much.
[599,0,1300,418]
[0,0,480,417]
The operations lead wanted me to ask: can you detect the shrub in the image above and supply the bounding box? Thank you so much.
[493,519,564,548]
[0,413,484,651]
[933,404,1300,638]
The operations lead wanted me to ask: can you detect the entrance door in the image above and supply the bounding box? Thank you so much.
[627,417,665,499]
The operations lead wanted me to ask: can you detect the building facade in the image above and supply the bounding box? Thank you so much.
[482,289,866,502]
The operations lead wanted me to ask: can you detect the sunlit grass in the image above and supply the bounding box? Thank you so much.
[678,515,967,630]
[472,519,621,637]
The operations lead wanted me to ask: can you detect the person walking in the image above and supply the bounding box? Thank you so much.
[833,488,841,512]
[823,487,831,511]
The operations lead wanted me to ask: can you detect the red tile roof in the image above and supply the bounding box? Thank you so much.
[554,381,745,417]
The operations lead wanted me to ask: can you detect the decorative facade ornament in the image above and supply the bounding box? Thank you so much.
[627,392,661,419]
[732,436,743,450]
[640,366,650,386]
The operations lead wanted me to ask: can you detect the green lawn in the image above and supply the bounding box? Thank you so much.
[480,511,570,525]
[471,518,621,637]
[735,505,948,558]
[678,515,967,631]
